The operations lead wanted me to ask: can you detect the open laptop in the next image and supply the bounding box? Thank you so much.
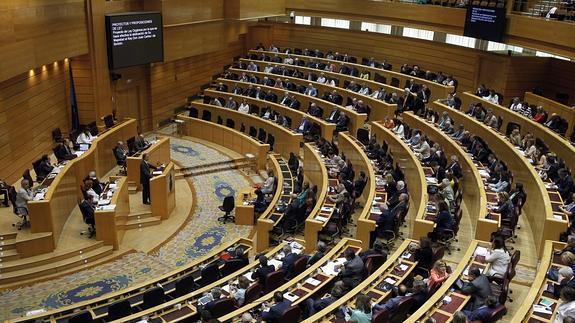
[79,144,90,151]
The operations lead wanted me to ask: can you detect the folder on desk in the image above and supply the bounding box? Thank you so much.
[315,215,329,222]
[152,170,163,176]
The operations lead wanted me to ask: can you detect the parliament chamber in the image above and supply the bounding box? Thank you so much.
[1,0,575,322]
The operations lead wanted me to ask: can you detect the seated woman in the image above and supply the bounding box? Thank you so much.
[410,237,434,272]
[488,171,510,193]
[549,252,575,281]
[427,260,450,292]
[260,170,275,195]
[493,192,514,220]
[485,236,511,278]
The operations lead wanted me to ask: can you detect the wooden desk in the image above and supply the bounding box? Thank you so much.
[94,176,130,250]
[513,240,565,322]
[303,143,330,251]
[370,121,429,239]
[218,74,368,137]
[432,101,561,255]
[126,137,171,190]
[108,241,294,323]
[219,238,362,322]
[249,49,455,100]
[185,101,300,161]
[525,91,575,139]
[8,238,254,323]
[306,239,416,322]
[401,112,491,241]
[150,162,176,220]
[255,156,292,252]
[235,188,255,225]
[176,115,270,170]
[338,132,377,249]
[27,119,137,248]
[406,240,488,322]
[460,91,575,173]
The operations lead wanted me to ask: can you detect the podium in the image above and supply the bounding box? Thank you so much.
[235,188,256,225]
[150,162,176,220]
[126,137,171,190]
[95,177,130,250]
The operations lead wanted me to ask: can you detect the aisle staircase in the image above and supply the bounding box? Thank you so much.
[177,157,255,178]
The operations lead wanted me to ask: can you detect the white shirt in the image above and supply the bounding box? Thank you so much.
[317,76,326,84]
[261,176,275,194]
[358,87,370,95]
[510,102,522,112]
[87,188,99,204]
[238,103,250,114]
[555,300,575,323]
[394,124,405,138]
[76,132,95,144]
[485,248,510,277]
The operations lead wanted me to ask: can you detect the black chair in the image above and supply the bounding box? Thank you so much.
[218,195,235,224]
[52,128,63,143]
[244,282,262,304]
[68,310,94,323]
[140,286,165,310]
[22,169,34,186]
[221,258,246,276]
[280,306,301,321]
[226,118,235,129]
[32,159,44,182]
[249,126,257,138]
[266,134,275,151]
[78,201,96,238]
[189,107,199,118]
[208,298,238,318]
[106,299,132,321]
[87,121,98,136]
[171,273,198,298]
[103,114,114,128]
[240,123,246,133]
[217,116,223,125]
[202,110,212,121]
[357,128,370,145]
[197,262,221,287]
[263,270,285,294]
[390,77,400,88]
[258,128,267,142]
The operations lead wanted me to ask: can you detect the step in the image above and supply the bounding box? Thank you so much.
[126,211,154,222]
[0,241,105,273]
[119,216,162,230]
[0,249,19,262]
[0,246,115,285]
[0,233,17,240]
[0,238,17,251]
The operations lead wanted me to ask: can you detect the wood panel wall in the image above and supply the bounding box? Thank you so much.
[0,0,89,83]
[501,56,549,104]
[542,59,575,106]
[70,55,96,125]
[0,63,70,184]
[149,36,246,126]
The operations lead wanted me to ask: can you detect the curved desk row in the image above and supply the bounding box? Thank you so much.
[401,112,492,241]
[219,238,363,322]
[203,87,335,142]
[28,119,138,250]
[236,58,399,122]
[460,91,575,172]
[306,239,417,322]
[513,240,564,322]
[524,91,575,140]
[338,132,378,250]
[370,121,429,240]
[8,238,254,323]
[256,155,294,252]
[249,49,455,100]
[303,143,330,252]
[217,75,368,137]
[431,101,564,255]
[110,241,298,323]
[407,240,489,322]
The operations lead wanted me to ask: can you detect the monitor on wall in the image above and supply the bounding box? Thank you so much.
[464,6,507,42]
[105,12,164,69]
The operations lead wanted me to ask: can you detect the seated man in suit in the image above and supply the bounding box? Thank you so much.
[287,96,300,110]
[390,193,410,221]
[307,241,328,267]
[325,107,341,123]
[334,113,349,133]
[36,155,54,180]
[85,171,104,196]
[199,287,223,315]
[372,284,408,314]
[304,83,318,97]
[302,281,345,318]
[359,240,387,262]
[296,117,312,135]
[463,295,499,322]
[461,267,492,311]
[553,266,575,298]
[376,203,395,237]
[262,291,292,322]
[336,248,364,291]
[308,103,322,118]
[113,141,128,166]
[251,255,276,286]
[281,245,300,279]
[134,133,149,152]
[386,181,407,208]
[54,139,76,161]
[225,97,238,110]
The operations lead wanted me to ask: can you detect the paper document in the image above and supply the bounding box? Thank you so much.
[315,216,329,222]
[283,292,299,302]
[152,171,163,176]
[474,246,489,257]
[533,305,552,315]
[321,207,333,213]
[305,277,321,286]
[384,277,396,285]
[269,259,283,270]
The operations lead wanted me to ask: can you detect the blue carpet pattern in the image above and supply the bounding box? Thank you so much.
[0,136,253,321]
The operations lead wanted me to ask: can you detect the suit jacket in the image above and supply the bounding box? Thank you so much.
[251,265,275,284]
[326,110,340,123]
[55,143,75,161]
[140,160,156,184]
[465,305,494,322]
[288,100,301,110]
[134,137,148,151]
[262,300,292,322]
[338,255,364,286]
[307,251,325,267]
[297,119,311,134]
[461,275,492,310]
[114,147,127,164]
[282,253,300,278]
[37,161,53,179]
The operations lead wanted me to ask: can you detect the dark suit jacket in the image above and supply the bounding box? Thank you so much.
[37,161,54,179]
[140,160,156,185]
[251,265,275,284]
[376,210,395,233]
[55,144,75,161]
[282,253,299,278]
[135,137,147,151]
[326,110,340,123]
[114,147,127,164]
[262,300,292,322]
[307,251,325,267]
[461,275,492,310]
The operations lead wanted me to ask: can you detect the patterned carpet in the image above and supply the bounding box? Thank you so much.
[0,136,253,321]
